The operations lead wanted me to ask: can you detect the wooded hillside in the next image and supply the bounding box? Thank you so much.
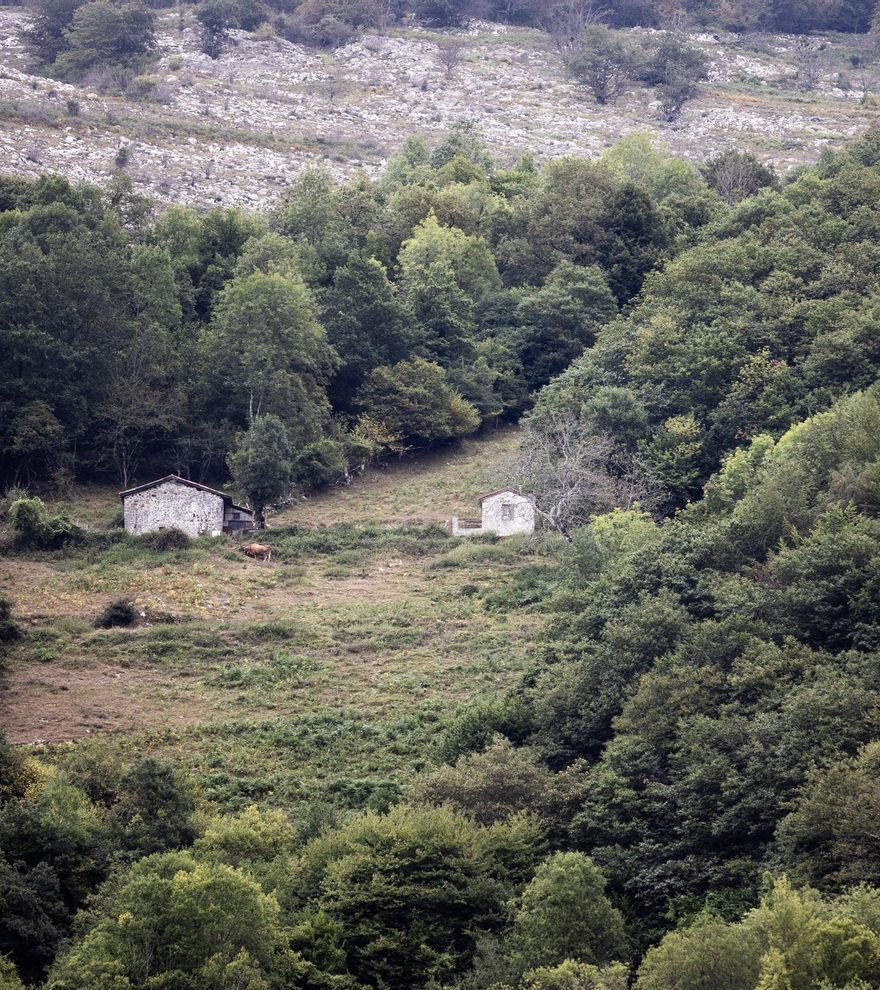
[2,129,880,990]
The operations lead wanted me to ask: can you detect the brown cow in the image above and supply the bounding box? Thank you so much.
[242,543,272,562]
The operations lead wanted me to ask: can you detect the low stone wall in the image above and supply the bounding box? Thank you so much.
[451,517,484,537]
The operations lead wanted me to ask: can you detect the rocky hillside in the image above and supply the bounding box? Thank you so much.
[0,7,877,208]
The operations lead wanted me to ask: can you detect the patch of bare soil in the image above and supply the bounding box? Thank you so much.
[0,559,88,623]
[0,556,437,743]
[0,662,212,744]
[271,557,424,606]
[0,428,533,744]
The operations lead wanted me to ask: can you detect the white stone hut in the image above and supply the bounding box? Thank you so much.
[120,475,255,538]
[451,487,536,537]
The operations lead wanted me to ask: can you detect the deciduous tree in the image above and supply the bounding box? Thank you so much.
[509,852,629,971]
[53,0,155,79]
[566,25,640,105]
[355,358,480,451]
[205,271,336,437]
[227,414,294,519]
[320,254,412,409]
[514,410,662,539]
[46,852,294,989]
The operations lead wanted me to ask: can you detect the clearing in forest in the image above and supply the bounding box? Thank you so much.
[273,426,522,527]
[0,428,552,813]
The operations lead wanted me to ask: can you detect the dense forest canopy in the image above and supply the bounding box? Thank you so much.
[2,129,880,990]
[0,127,716,493]
[4,128,880,507]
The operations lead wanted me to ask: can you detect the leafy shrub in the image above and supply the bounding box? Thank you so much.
[411,736,557,826]
[325,776,402,813]
[510,852,630,970]
[703,148,777,204]
[127,74,158,99]
[0,956,25,990]
[356,359,481,452]
[432,540,511,569]
[227,414,293,519]
[9,497,81,549]
[414,0,469,27]
[294,437,348,488]
[111,756,197,858]
[95,598,136,628]
[639,32,708,89]
[286,803,541,990]
[47,851,287,987]
[142,527,191,551]
[196,0,264,56]
[613,35,707,122]
[196,0,239,57]
[0,594,21,644]
[435,696,532,765]
[0,486,28,520]
[50,0,156,80]
[522,960,628,990]
[483,564,558,611]
[80,63,133,92]
[266,524,449,562]
[276,10,356,48]
[566,26,641,105]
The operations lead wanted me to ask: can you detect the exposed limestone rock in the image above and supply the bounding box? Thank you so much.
[0,9,874,210]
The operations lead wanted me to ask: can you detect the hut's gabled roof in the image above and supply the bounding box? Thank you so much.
[119,475,252,514]
[478,487,524,504]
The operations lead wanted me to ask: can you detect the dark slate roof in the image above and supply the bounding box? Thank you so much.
[119,475,252,515]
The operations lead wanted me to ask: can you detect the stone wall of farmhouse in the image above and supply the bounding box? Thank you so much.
[123,482,225,537]
[481,492,535,536]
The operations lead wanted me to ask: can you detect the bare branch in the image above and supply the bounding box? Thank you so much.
[794,36,823,91]
[436,38,467,81]
[539,0,609,52]
[513,410,665,540]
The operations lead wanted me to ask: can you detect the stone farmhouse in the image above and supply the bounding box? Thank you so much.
[120,475,256,538]
[451,488,536,537]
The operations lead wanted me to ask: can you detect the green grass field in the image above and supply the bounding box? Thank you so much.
[0,429,559,815]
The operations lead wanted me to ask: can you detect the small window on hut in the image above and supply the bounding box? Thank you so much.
[502,504,514,521]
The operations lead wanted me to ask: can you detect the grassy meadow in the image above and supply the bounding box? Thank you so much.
[0,428,557,815]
